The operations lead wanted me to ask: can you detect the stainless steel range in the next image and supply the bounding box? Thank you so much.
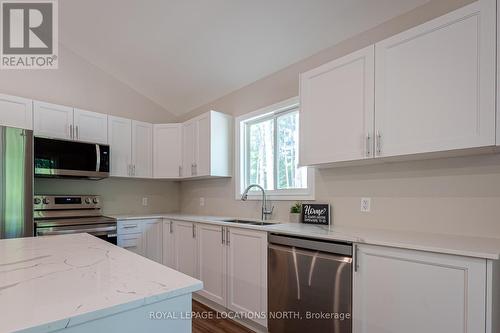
[34,195,117,244]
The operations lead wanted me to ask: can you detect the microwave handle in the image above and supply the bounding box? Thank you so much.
[96,144,101,172]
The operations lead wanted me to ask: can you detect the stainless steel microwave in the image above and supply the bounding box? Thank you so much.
[34,137,110,179]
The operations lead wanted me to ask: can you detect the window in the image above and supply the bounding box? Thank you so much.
[236,97,314,200]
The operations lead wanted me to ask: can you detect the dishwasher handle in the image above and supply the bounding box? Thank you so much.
[269,233,352,257]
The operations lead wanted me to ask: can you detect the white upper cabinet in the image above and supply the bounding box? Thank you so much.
[108,116,132,177]
[182,111,232,178]
[153,124,182,178]
[374,0,496,157]
[353,244,486,333]
[108,117,153,178]
[33,101,74,140]
[132,120,153,178]
[299,45,375,166]
[73,109,108,144]
[0,93,33,130]
[34,101,108,143]
[182,120,197,177]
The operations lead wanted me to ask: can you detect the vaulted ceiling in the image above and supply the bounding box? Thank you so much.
[60,0,429,116]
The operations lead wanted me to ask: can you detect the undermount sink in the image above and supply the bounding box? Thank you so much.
[221,219,275,226]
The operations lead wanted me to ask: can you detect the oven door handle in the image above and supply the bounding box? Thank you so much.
[37,226,117,236]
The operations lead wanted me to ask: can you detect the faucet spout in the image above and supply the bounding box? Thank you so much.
[241,184,273,220]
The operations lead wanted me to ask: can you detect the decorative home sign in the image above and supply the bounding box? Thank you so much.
[301,204,330,225]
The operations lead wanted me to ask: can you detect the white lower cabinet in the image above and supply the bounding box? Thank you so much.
[162,220,175,268]
[117,232,145,256]
[197,224,226,305]
[172,220,198,278]
[226,227,268,327]
[163,221,267,327]
[353,244,487,333]
[117,219,161,262]
[143,219,163,263]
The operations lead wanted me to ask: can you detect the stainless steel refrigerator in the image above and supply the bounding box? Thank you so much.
[0,126,33,239]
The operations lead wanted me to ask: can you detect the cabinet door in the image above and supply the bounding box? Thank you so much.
[172,220,198,278]
[375,1,496,157]
[195,113,211,176]
[162,220,175,268]
[227,228,267,327]
[73,109,108,144]
[182,121,196,177]
[108,116,132,177]
[153,124,181,178]
[117,233,145,256]
[197,224,226,306]
[353,244,486,333]
[300,45,375,165]
[33,101,74,140]
[143,219,163,263]
[0,94,33,130]
[132,120,153,178]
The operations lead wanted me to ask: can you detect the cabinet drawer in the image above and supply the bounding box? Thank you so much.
[117,233,143,253]
[117,220,142,234]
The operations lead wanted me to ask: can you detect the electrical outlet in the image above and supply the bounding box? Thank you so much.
[200,197,205,207]
[142,197,148,206]
[360,198,371,212]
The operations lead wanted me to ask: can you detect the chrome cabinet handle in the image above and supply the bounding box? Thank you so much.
[169,222,173,234]
[226,228,230,246]
[191,163,195,176]
[76,125,79,140]
[69,124,73,139]
[366,134,371,157]
[194,163,197,176]
[221,227,225,245]
[376,131,382,156]
[122,225,138,229]
[192,224,196,238]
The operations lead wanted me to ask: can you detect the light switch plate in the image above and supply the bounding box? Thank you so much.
[360,198,371,212]
[142,197,148,206]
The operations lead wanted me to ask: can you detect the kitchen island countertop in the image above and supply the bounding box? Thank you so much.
[0,233,202,333]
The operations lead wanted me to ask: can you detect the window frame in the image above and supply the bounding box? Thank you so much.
[235,97,315,201]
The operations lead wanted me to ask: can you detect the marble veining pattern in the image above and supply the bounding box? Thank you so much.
[0,233,202,333]
[112,213,500,259]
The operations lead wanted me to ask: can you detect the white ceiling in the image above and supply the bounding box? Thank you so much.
[60,0,429,116]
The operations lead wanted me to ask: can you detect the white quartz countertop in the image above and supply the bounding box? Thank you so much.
[0,233,202,333]
[111,213,500,260]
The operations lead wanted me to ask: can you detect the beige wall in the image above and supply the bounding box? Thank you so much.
[0,45,176,123]
[35,178,180,215]
[0,44,181,214]
[180,0,500,239]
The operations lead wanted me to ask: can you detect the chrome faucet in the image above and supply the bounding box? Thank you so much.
[241,184,274,221]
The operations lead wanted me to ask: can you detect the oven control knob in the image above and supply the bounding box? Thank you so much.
[85,198,91,204]
[42,198,50,205]
[92,198,99,204]
[34,198,41,205]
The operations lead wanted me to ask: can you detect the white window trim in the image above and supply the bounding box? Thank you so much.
[234,97,315,201]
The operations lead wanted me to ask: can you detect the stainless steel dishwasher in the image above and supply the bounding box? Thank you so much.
[268,233,352,333]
